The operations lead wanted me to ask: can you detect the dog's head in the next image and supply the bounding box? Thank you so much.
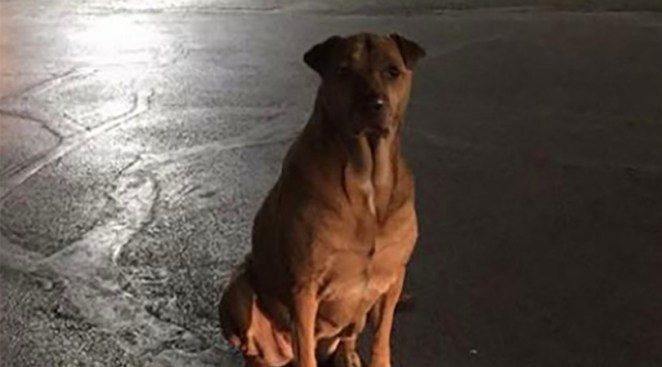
[304,33,425,137]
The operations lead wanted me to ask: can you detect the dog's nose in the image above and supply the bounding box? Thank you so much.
[366,96,385,113]
[371,97,385,111]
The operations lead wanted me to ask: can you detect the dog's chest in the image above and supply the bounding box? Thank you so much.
[321,250,394,297]
[315,236,407,328]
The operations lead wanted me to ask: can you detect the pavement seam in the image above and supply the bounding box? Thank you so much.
[0,88,154,202]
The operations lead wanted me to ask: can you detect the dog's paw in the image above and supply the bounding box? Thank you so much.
[333,350,362,367]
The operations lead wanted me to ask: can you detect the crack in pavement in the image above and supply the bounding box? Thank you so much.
[33,172,190,357]
[0,108,66,142]
[0,71,298,366]
[0,232,43,274]
[0,68,106,143]
[0,89,154,201]
[134,118,302,173]
[62,111,92,132]
[427,34,509,60]
[0,168,223,363]
[0,68,98,103]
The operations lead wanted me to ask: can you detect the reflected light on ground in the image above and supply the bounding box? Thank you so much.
[67,15,165,66]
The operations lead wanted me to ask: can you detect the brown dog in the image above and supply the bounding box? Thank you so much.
[219,33,425,367]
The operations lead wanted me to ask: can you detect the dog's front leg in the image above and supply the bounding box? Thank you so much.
[368,270,405,367]
[292,286,319,367]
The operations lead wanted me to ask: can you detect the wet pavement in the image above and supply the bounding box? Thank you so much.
[1,1,662,367]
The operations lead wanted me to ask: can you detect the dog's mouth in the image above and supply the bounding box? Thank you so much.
[350,110,391,136]
[361,113,392,135]
[362,124,389,138]
[351,125,390,141]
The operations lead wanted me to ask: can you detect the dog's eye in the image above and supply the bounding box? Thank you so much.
[385,65,401,80]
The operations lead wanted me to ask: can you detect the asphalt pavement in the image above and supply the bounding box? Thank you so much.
[1,1,662,366]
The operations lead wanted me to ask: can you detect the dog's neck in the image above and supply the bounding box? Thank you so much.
[313,103,402,221]
[345,130,399,221]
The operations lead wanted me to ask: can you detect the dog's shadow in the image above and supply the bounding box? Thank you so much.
[282,356,367,367]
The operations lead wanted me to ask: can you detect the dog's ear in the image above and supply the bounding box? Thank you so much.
[390,34,426,69]
[304,36,343,75]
